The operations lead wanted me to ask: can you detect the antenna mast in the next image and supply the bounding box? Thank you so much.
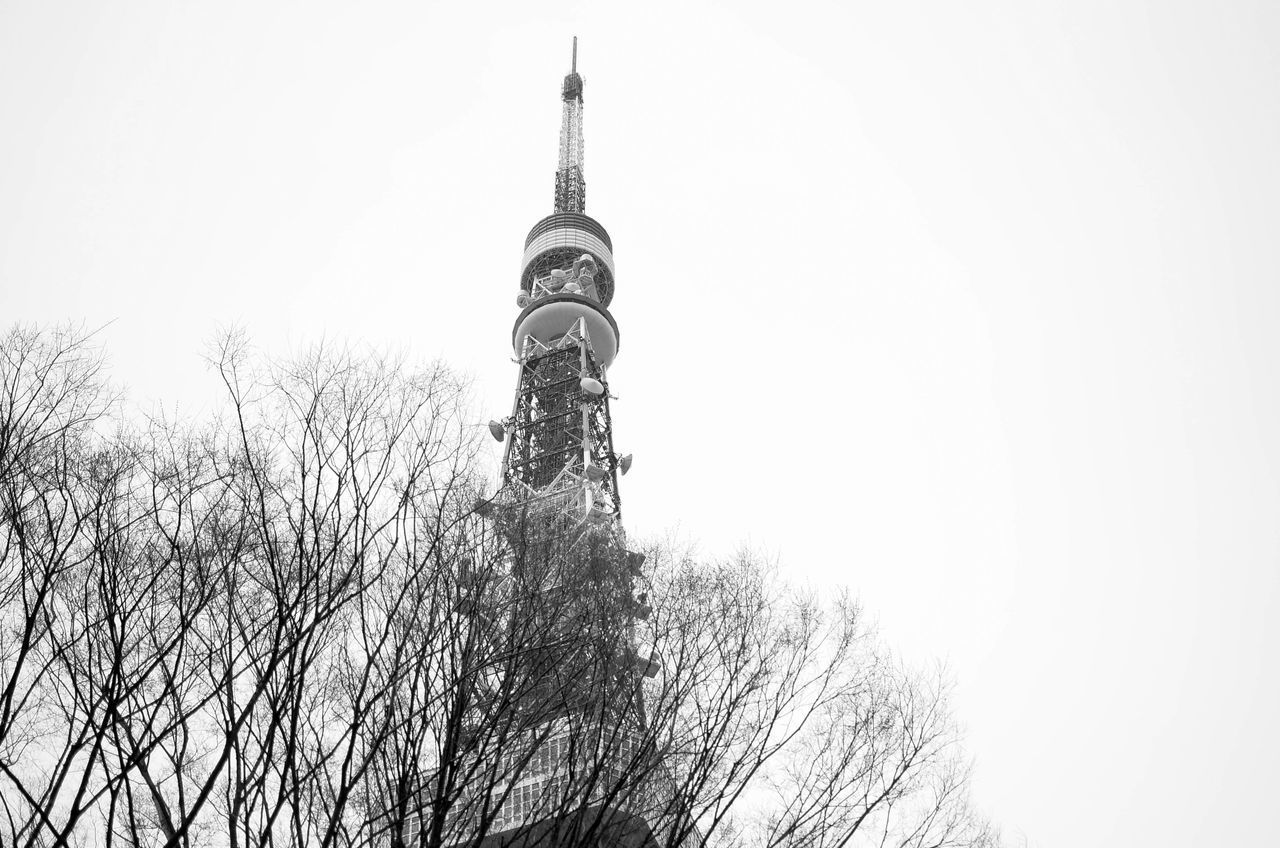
[555,36,586,213]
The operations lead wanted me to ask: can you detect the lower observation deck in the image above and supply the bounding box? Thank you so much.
[512,293,619,366]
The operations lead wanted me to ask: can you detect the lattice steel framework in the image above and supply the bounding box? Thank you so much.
[555,37,586,214]
[502,323,621,521]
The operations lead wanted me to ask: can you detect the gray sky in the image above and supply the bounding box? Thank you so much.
[3,1,1278,845]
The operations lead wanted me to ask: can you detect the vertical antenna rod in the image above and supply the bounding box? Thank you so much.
[555,37,586,213]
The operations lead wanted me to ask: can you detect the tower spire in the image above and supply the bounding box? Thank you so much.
[555,36,586,213]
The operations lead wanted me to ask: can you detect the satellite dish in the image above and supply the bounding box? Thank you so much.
[618,454,633,475]
[573,254,598,276]
[564,281,582,294]
[636,649,662,678]
[585,464,606,482]
[580,376,605,396]
[488,420,506,442]
[516,291,530,308]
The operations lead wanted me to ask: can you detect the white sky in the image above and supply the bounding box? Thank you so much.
[2,2,1278,845]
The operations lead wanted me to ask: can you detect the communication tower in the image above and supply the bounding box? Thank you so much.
[473,38,669,848]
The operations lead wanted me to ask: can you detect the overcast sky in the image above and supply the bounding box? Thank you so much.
[3,1,1278,845]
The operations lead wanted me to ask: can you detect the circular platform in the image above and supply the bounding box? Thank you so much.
[511,293,620,366]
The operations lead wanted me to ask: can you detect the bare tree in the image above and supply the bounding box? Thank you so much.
[0,324,998,848]
[0,323,125,845]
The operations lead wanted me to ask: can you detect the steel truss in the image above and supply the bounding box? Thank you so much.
[502,318,621,525]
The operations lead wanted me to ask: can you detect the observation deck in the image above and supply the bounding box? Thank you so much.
[512,292,619,367]
[513,212,619,366]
